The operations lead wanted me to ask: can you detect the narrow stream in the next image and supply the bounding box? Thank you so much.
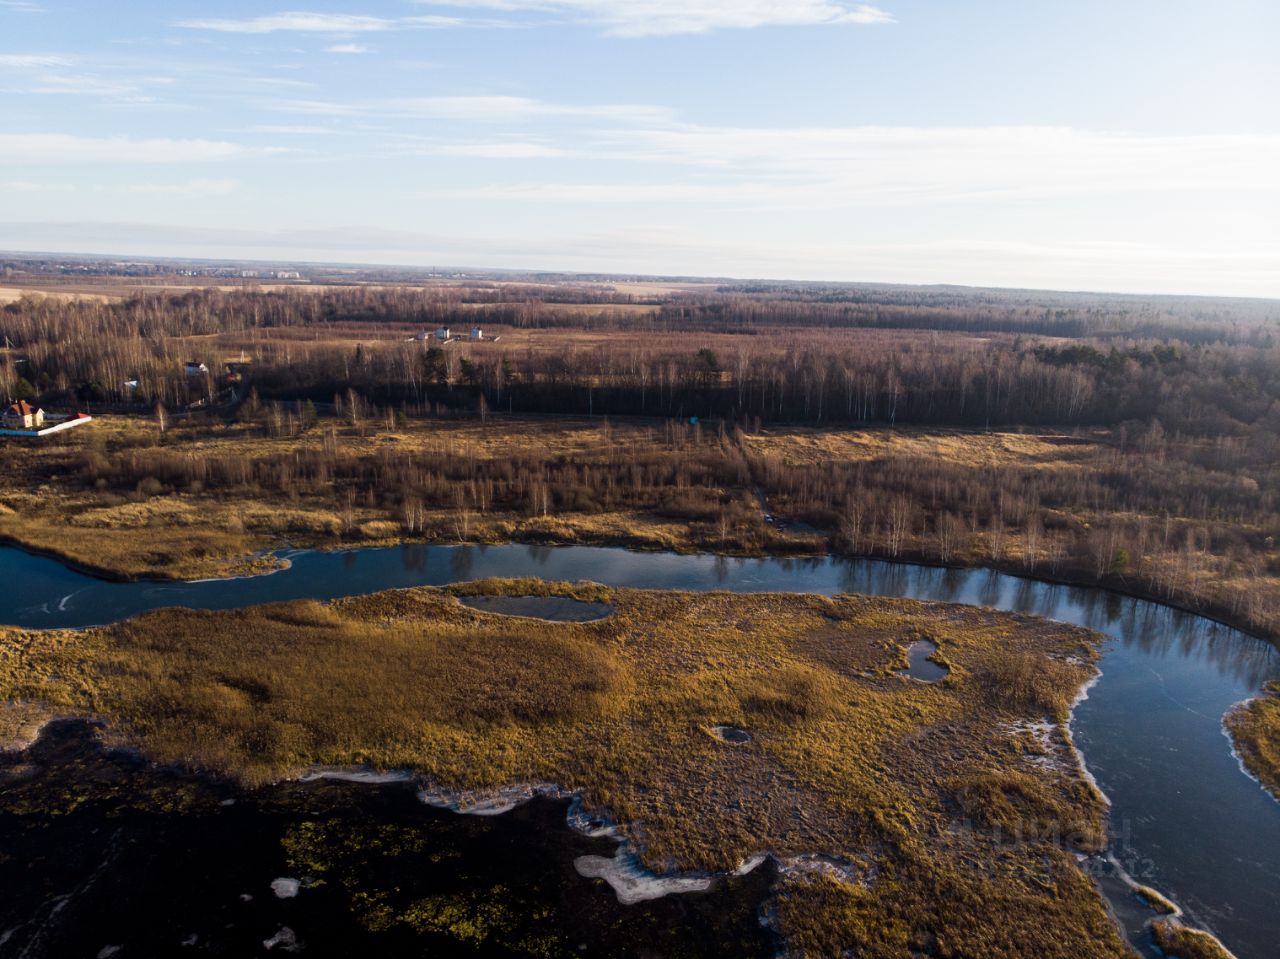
[2,544,1277,957]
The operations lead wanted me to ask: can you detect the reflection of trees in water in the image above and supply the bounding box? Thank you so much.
[525,545,553,567]
[449,546,474,580]
[399,544,426,573]
[828,555,1280,692]
[978,569,1003,609]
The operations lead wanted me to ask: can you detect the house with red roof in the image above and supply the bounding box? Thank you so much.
[2,401,43,430]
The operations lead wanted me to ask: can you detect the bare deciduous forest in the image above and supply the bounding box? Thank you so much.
[3,279,1280,638]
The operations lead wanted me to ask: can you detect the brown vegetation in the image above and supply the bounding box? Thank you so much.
[0,581,1125,957]
[1225,681,1280,801]
[1150,918,1235,959]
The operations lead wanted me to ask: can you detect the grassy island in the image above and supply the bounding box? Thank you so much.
[0,580,1131,958]
[1225,681,1280,802]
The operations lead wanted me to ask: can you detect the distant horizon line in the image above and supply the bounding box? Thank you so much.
[3,246,1277,306]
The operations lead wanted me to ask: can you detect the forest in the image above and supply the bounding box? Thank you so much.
[2,280,1279,639]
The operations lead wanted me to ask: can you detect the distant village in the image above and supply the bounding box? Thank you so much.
[414,326,496,344]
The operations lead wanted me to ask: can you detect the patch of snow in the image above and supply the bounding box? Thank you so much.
[574,848,712,905]
[1222,702,1279,805]
[418,782,571,816]
[733,853,768,876]
[1066,669,1110,806]
[97,948,121,959]
[300,768,414,785]
[776,853,872,886]
[271,878,300,899]
[565,797,620,838]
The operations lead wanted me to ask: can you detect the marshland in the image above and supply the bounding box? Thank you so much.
[0,271,1278,958]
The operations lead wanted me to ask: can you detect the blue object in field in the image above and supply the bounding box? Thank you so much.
[689,416,698,425]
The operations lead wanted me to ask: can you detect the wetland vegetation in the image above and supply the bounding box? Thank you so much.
[1,270,1278,956]
[0,580,1131,957]
[1225,681,1280,800]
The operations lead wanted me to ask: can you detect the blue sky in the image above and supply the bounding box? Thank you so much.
[2,0,1278,295]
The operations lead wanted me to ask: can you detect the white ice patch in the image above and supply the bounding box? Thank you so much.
[1222,702,1280,805]
[1003,718,1070,771]
[301,768,415,785]
[418,782,571,816]
[565,797,621,839]
[776,853,872,886]
[1066,670,1110,806]
[574,849,712,905]
[270,878,300,899]
[733,853,768,876]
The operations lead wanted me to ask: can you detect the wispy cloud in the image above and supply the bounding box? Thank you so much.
[277,94,672,124]
[248,124,337,135]
[0,133,284,164]
[406,141,567,158]
[423,125,1280,207]
[0,53,73,68]
[175,11,466,33]
[419,0,893,36]
[119,178,241,196]
[325,43,372,54]
[1,180,75,193]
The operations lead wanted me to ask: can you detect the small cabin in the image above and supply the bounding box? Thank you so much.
[469,327,483,341]
[2,401,43,429]
[185,361,209,376]
[435,327,452,341]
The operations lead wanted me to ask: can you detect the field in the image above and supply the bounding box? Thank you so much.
[0,580,1128,958]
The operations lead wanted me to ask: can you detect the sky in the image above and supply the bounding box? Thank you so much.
[1,0,1278,296]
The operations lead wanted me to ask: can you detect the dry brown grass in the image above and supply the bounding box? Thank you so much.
[1225,681,1280,801]
[1150,919,1235,959]
[0,286,122,304]
[745,425,1105,471]
[0,581,1126,957]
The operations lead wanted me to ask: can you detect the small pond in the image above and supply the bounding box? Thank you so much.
[899,639,949,683]
[458,594,615,622]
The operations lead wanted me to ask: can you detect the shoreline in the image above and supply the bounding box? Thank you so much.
[1,547,1272,956]
[0,530,1274,652]
[1222,693,1280,806]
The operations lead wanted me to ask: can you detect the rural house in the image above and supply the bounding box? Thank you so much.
[2,400,43,429]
